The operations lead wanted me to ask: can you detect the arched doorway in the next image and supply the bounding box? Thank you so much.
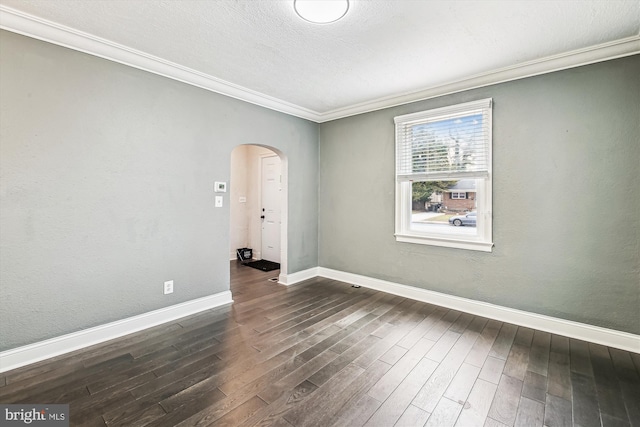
[229,144,288,281]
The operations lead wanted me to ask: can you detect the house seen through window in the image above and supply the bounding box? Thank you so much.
[395,99,493,252]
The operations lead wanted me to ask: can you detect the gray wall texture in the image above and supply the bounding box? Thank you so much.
[319,55,640,335]
[0,31,319,351]
[1,28,638,353]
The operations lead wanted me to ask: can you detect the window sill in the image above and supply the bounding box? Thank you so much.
[395,233,494,252]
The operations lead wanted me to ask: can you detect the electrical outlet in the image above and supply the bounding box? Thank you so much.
[164,280,174,295]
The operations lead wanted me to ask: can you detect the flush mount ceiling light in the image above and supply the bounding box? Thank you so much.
[294,0,349,24]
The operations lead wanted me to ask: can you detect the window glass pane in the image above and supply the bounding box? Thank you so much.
[410,179,478,237]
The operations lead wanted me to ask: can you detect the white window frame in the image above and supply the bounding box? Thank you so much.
[451,192,467,199]
[394,99,493,252]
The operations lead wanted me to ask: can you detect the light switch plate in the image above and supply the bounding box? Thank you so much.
[215,196,223,207]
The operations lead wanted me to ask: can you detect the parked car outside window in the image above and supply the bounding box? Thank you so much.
[448,212,477,227]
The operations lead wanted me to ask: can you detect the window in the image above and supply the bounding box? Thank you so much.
[394,99,493,252]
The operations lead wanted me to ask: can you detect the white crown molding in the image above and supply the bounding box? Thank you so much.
[1,6,638,124]
[318,267,640,353]
[0,291,233,373]
[0,5,320,122]
[317,35,640,122]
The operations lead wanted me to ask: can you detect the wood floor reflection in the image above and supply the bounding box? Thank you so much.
[1,261,638,426]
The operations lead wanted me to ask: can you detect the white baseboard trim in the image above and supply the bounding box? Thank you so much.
[279,267,319,286]
[0,291,233,373]
[318,267,640,353]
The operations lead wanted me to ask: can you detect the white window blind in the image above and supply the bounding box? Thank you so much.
[395,98,492,181]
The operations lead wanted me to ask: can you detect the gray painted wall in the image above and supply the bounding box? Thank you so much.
[0,31,319,351]
[1,28,637,353]
[319,55,640,334]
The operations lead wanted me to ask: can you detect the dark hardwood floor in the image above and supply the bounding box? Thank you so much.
[1,262,639,426]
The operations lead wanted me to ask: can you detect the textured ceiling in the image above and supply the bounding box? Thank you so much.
[1,0,639,116]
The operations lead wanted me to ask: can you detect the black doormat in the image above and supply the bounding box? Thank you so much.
[244,260,280,272]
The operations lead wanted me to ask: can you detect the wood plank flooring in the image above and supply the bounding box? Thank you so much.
[1,262,639,426]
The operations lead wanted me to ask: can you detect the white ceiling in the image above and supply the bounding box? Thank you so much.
[1,0,639,122]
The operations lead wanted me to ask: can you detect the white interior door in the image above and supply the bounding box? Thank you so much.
[261,155,281,263]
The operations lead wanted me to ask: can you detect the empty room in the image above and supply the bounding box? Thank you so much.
[0,1,638,426]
